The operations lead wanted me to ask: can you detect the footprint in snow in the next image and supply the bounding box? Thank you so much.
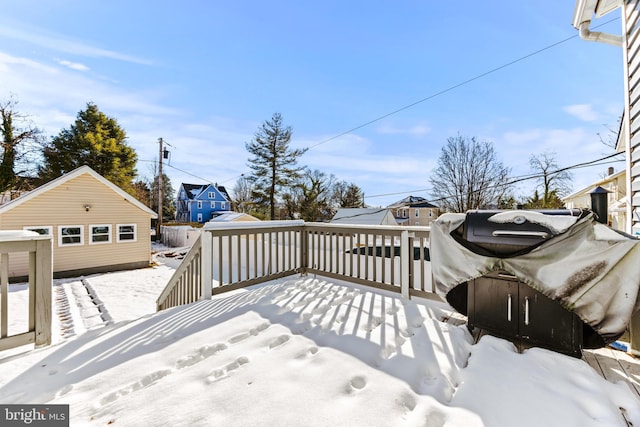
[295,346,319,359]
[205,356,250,384]
[346,375,367,393]
[228,322,270,344]
[268,334,290,349]
[174,343,228,369]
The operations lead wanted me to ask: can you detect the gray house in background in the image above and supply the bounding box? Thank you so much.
[330,208,397,226]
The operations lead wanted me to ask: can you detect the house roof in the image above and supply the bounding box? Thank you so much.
[0,165,158,218]
[182,183,206,199]
[562,168,626,201]
[387,195,438,209]
[330,208,395,225]
[180,183,230,201]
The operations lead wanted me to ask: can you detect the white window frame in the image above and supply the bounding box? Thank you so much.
[23,225,53,236]
[210,201,215,208]
[415,209,419,217]
[197,213,203,222]
[197,201,203,209]
[58,225,84,247]
[221,202,227,210]
[90,224,112,244]
[117,224,137,243]
[208,191,215,199]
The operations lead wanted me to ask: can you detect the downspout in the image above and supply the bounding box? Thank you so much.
[577,21,623,46]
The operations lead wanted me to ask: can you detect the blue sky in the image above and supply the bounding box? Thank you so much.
[0,1,626,207]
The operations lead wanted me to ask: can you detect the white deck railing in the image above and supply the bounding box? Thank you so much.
[157,221,438,311]
[0,231,53,351]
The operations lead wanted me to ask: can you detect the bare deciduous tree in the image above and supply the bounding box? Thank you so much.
[0,98,43,194]
[429,135,511,213]
[528,151,572,209]
[232,175,253,213]
[332,180,365,208]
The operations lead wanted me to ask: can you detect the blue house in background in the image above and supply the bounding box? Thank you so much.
[176,183,231,223]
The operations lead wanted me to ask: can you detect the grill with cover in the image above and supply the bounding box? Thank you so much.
[430,209,640,357]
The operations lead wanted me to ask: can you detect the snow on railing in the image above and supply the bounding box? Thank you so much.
[156,221,437,312]
[0,231,53,351]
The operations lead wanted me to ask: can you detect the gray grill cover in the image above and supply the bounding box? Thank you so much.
[430,211,640,344]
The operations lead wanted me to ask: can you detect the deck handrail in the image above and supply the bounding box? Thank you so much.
[156,221,437,311]
[0,231,53,351]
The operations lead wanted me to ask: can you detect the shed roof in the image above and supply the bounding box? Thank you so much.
[330,208,396,225]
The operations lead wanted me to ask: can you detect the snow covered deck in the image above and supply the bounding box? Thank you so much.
[2,253,640,425]
[470,325,640,425]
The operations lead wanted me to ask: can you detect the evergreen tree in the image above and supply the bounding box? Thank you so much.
[150,173,176,222]
[245,113,307,219]
[38,103,137,192]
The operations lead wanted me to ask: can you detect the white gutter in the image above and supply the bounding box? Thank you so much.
[572,0,622,46]
[577,21,622,46]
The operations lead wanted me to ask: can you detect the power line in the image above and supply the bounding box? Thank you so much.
[306,17,620,151]
[364,151,625,204]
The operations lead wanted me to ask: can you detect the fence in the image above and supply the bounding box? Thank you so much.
[0,231,52,351]
[157,221,436,311]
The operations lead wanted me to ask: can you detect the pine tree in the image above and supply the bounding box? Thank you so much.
[245,113,307,219]
[38,103,137,192]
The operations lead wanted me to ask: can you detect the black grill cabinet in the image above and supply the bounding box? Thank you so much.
[467,271,583,357]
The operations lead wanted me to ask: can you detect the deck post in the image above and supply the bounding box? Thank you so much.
[400,230,410,299]
[201,231,212,300]
[34,238,52,347]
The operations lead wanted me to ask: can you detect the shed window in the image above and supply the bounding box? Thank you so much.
[24,226,52,236]
[117,224,137,242]
[58,225,84,246]
[90,224,112,244]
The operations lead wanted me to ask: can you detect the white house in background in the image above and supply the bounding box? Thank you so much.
[330,208,397,226]
[562,168,627,230]
[0,166,157,278]
[573,0,640,236]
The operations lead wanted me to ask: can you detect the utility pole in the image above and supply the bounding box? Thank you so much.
[157,138,164,241]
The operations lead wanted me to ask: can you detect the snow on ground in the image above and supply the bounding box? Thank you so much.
[0,246,639,426]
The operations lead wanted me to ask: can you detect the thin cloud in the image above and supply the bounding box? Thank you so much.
[563,104,599,122]
[376,122,431,136]
[0,24,152,65]
[57,59,90,72]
